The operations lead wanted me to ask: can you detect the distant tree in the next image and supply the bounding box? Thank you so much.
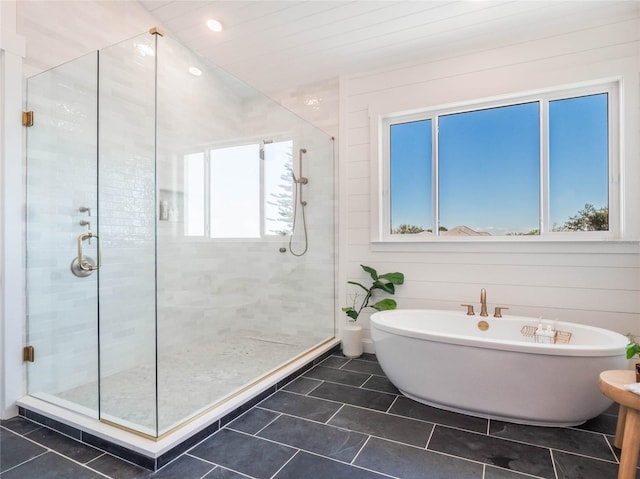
[507,229,539,236]
[266,161,293,235]
[391,225,448,234]
[392,224,426,234]
[561,204,608,231]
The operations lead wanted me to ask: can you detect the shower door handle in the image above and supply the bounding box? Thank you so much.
[78,232,101,270]
[70,232,101,277]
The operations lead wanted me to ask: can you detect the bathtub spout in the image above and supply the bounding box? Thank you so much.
[480,288,488,317]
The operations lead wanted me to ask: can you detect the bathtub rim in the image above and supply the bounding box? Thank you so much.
[370,309,628,358]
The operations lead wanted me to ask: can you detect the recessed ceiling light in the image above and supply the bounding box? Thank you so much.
[206,18,223,32]
[188,66,202,76]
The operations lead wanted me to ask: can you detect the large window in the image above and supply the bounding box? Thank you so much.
[381,83,616,240]
[184,140,293,238]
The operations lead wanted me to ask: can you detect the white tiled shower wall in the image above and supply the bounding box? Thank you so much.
[154,36,336,351]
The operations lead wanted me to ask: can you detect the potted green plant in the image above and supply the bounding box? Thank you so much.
[341,264,404,358]
[626,334,640,382]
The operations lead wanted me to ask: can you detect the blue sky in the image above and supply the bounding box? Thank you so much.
[548,94,608,228]
[390,94,608,235]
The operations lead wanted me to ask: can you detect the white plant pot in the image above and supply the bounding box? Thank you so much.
[342,324,363,358]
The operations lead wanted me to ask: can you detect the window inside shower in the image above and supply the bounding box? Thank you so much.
[183,140,294,238]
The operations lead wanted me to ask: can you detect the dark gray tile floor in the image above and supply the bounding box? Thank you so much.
[1,352,639,479]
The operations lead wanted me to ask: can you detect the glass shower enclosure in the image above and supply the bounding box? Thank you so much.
[25,31,335,437]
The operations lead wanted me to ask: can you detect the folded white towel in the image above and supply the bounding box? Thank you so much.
[623,383,640,396]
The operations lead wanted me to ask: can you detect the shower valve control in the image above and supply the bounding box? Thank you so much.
[80,220,92,243]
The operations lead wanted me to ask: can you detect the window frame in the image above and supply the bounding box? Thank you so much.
[372,79,620,243]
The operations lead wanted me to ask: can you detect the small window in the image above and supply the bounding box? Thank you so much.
[183,140,293,239]
[381,82,616,240]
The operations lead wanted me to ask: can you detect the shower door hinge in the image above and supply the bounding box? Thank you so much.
[23,346,35,362]
[22,111,34,127]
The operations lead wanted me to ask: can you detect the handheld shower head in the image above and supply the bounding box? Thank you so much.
[289,148,309,257]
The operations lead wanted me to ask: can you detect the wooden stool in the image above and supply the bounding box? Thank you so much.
[599,370,640,479]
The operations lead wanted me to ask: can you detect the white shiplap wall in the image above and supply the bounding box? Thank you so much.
[339,5,640,350]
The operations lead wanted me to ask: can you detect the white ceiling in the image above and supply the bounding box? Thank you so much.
[139,1,639,93]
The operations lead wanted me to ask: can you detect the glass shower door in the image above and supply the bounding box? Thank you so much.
[26,52,100,417]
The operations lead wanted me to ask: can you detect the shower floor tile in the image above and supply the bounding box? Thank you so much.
[53,331,321,432]
[5,353,637,479]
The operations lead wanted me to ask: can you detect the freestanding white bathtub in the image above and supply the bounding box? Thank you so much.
[370,309,629,426]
